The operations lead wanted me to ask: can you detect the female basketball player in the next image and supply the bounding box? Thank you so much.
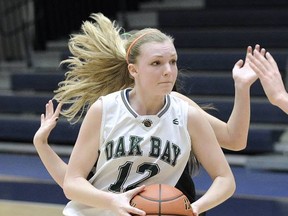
[248,48,288,114]
[33,13,263,216]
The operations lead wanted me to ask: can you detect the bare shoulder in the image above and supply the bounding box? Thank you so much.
[187,105,203,120]
[83,99,103,124]
[171,91,198,108]
[90,98,103,111]
[187,105,209,130]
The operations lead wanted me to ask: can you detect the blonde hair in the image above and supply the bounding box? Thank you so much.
[54,13,174,123]
[125,29,174,64]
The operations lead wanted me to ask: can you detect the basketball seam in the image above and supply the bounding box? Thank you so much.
[133,184,188,216]
[139,194,184,202]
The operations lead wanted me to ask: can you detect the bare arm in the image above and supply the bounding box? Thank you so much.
[248,49,288,114]
[187,106,235,214]
[62,100,145,216]
[172,45,260,151]
[33,100,66,187]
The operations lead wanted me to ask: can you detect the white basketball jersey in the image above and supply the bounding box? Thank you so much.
[63,89,192,216]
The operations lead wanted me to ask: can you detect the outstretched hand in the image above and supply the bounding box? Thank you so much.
[232,45,263,88]
[248,48,287,107]
[33,100,62,144]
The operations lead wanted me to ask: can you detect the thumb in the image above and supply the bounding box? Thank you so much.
[126,185,146,199]
[233,59,244,70]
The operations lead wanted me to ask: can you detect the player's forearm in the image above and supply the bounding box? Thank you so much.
[63,176,114,209]
[192,174,235,214]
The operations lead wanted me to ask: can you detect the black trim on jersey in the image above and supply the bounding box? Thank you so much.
[158,94,170,117]
[121,89,137,118]
[120,89,171,118]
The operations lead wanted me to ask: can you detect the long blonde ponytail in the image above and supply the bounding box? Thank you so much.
[53,13,133,123]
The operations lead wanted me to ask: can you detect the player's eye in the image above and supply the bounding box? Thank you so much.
[170,59,177,65]
[151,61,161,66]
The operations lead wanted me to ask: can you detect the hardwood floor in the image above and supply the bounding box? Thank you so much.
[0,199,64,216]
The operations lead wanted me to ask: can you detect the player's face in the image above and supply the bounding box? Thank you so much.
[131,40,178,95]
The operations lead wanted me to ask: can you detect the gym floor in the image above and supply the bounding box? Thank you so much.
[0,199,63,216]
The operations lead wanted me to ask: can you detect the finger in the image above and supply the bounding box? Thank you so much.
[247,53,264,76]
[127,206,146,216]
[254,44,260,52]
[126,185,146,199]
[233,59,244,69]
[40,113,45,125]
[45,102,50,118]
[254,50,271,71]
[247,46,252,54]
[48,100,55,115]
[244,46,252,62]
[260,48,266,56]
[45,100,54,118]
[53,101,62,118]
[266,52,279,72]
[249,59,266,78]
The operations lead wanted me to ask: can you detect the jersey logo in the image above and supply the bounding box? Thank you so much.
[142,119,153,127]
[173,118,179,125]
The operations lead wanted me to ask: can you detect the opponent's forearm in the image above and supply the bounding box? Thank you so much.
[33,138,67,187]
[225,83,251,150]
[274,92,288,114]
[170,90,251,151]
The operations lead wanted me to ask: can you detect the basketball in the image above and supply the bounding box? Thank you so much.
[130,184,193,216]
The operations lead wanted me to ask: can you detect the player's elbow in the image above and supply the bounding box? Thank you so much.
[225,140,247,151]
[224,169,236,196]
[231,142,247,151]
[223,173,236,199]
[222,131,248,151]
[214,173,236,203]
[229,176,236,196]
[63,178,76,200]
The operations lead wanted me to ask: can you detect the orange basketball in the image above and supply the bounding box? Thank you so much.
[130,184,193,216]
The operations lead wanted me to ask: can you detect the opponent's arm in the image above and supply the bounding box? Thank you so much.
[173,45,259,151]
[248,49,288,114]
[33,100,66,186]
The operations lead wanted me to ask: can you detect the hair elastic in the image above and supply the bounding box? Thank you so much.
[126,32,152,64]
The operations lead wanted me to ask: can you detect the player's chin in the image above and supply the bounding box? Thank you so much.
[161,88,173,95]
[158,83,174,94]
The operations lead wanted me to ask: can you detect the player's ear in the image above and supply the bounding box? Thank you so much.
[128,63,137,77]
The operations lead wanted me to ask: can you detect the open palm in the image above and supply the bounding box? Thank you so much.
[34,100,62,143]
[232,46,262,88]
